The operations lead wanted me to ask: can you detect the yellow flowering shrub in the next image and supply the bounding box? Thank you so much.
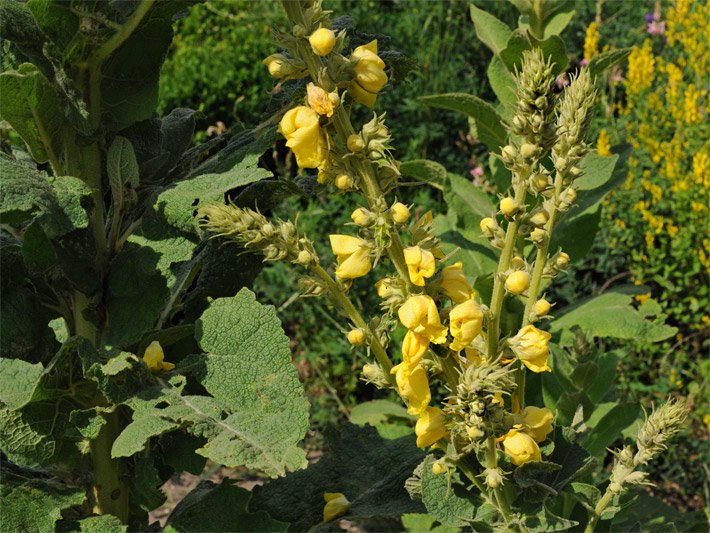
[600,0,709,336]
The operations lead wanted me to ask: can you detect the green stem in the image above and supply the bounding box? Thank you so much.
[584,489,614,533]
[486,181,527,360]
[311,264,394,377]
[89,411,128,522]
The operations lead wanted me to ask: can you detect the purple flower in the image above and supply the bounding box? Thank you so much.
[645,12,656,23]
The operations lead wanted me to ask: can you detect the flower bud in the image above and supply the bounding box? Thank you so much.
[555,157,568,172]
[530,227,546,245]
[347,328,366,346]
[485,468,504,489]
[351,207,373,227]
[390,202,410,224]
[558,187,577,211]
[520,143,540,160]
[511,255,526,270]
[501,144,518,164]
[335,173,354,190]
[500,197,519,217]
[347,134,365,152]
[554,252,570,270]
[466,426,485,440]
[432,462,446,475]
[529,172,550,193]
[296,249,314,266]
[292,24,307,38]
[569,166,583,178]
[323,492,350,523]
[309,28,336,56]
[534,298,551,317]
[505,271,530,295]
[528,208,549,227]
[479,217,497,235]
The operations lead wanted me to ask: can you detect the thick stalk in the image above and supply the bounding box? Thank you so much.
[486,181,527,360]
[89,410,128,522]
[584,489,614,533]
[311,264,394,377]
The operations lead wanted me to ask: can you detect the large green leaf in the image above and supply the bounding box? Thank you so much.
[400,159,448,190]
[0,64,73,166]
[500,30,568,76]
[470,3,512,55]
[445,173,497,221]
[112,289,310,478]
[433,214,498,284]
[166,480,287,532]
[154,128,274,234]
[587,48,632,78]
[486,55,517,119]
[421,455,477,527]
[551,288,677,343]
[582,403,640,456]
[250,423,425,531]
[103,241,170,348]
[419,93,507,151]
[0,463,86,532]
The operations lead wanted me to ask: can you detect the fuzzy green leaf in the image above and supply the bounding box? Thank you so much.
[419,93,507,151]
[400,159,448,190]
[0,64,72,166]
[582,403,640,456]
[551,288,677,343]
[0,358,44,410]
[250,423,425,531]
[78,515,128,533]
[487,55,517,118]
[166,480,287,532]
[421,456,477,527]
[0,466,86,532]
[500,30,568,76]
[470,3,512,55]
[155,128,274,234]
[107,136,140,204]
[588,48,632,78]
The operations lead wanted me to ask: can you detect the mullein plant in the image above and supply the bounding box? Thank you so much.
[200,0,687,528]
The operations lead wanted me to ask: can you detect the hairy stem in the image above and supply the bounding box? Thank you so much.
[584,489,614,533]
[89,411,128,522]
[311,264,394,377]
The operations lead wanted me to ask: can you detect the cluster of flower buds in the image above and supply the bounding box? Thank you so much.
[198,203,318,267]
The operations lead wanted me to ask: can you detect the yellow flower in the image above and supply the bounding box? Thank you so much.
[306,83,336,117]
[350,40,388,108]
[404,246,436,286]
[402,330,429,366]
[142,341,175,373]
[391,362,431,415]
[449,298,484,352]
[520,406,554,443]
[398,295,448,344]
[505,271,530,295]
[440,262,475,303]
[323,492,350,522]
[375,277,395,298]
[583,21,599,61]
[415,406,448,448]
[501,428,542,466]
[329,235,372,279]
[509,325,551,373]
[309,28,336,56]
[465,347,485,367]
[279,106,327,169]
[597,129,611,157]
[625,40,655,94]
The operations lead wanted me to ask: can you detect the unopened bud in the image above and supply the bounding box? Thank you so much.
[432,462,446,475]
[347,134,365,152]
[328,91,340,107]
[534,298,551,317]
[347,328,366,346]
[528,208,549,227]
[530,227,546,244]
[511,255,526,270]
[500,197,519,217]
[485,468,504,489]
[466,426,485,440]
[480,217,497,235]
[292,24,306,38]
[335,174,354,190]
[501,145,518,164]
[530,172,550,193]
[555,157,568,172]
[296,249,314,266]
[351,207,373,227]
[308,28,336,56]
[505,271,530,295]
[558,188,577,211]
[569,166,583,178]
[390,202,410,224]
[554,252,570,270]
[520,143,539,160]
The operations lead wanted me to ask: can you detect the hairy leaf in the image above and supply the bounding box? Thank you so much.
[421,456,476,527]
[250,423,425,531]
[419,93,507,151]
[166,480,287,532]
[588,49,632,78]
[400,159,448,190]
[470,3,511,55]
